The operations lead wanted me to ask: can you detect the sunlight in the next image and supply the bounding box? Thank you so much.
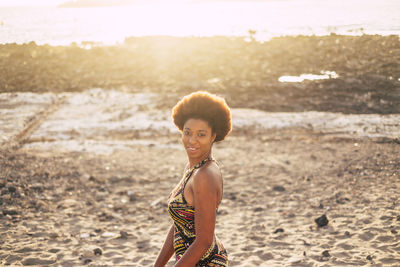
[279,71,339,83]
[0,0,65,6]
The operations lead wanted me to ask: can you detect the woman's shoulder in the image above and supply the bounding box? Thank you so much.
[192,161,221,187]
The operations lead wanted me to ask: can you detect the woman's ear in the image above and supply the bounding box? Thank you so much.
[211,132,217,143]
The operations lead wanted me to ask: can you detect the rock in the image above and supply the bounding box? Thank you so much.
[101,232,116,238]
[253,207,263,212]
[21,258,55,266]
[3,210,18,216]
[273,228,284,234]
[366,255,373,261]
[322,250,330,257]
[80,233,90,239]
[315,214,329,227]
[128,190,135,202]
[273,185,285,192]
[8,186,16,193]
[119,230,128,239]
[93,248,102,256]
[83,258,92,265]
[49,248,60,253]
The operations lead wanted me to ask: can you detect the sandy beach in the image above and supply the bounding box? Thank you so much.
[0,35,399,266]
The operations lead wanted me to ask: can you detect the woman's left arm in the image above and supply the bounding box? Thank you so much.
[174,168,219,267]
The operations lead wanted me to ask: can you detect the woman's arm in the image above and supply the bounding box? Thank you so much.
[154,224,175,267]
[174,168,219,267]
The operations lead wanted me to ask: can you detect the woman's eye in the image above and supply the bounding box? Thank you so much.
[184,131,190,135]
[198,133,205,137]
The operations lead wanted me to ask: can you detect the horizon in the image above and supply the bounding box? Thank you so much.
[0,0,384,7]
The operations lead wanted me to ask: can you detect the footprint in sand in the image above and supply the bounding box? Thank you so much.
[358,231,376,241]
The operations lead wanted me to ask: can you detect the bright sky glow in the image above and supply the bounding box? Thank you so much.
[0,0,398,45]
[0,0,66,6]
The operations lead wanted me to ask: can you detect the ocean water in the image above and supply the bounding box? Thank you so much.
[0,0,399,45]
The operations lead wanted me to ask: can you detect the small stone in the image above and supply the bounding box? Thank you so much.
[315,214,329,227]
[366,255,373,261]
[273,228,284,234]
[101,232,116,238]
[273,185,285,192]
[119,230,128,239]
[253,207,263,212]
[94,248,102,256]
[3,210,18,216]
[21,258,55,266]
[322,250,330,257]
[8,186,16,193]
[80,233,90,239]
[83,258,92,265]
[391,229,397,234]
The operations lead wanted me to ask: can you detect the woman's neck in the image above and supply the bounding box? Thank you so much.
[188,151,212,169]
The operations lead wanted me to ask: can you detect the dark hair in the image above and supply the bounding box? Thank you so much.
[172,91,232,142]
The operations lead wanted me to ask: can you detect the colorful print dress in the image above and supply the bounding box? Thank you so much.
[168,157,228,266]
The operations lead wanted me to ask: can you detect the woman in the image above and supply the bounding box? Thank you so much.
[154,91,231,267]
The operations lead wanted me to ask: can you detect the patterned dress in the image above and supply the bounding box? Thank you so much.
[168,157,228,266]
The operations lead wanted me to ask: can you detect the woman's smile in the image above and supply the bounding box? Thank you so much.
[182,118,216,167]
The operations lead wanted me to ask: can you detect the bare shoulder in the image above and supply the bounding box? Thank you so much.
[192,161,221,189]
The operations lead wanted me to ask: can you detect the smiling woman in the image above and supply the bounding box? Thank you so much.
[154,91,231,267]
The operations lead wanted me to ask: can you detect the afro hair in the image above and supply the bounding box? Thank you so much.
[172,91,232,142]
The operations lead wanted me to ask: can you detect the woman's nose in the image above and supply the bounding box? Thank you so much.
[188,135,197,144]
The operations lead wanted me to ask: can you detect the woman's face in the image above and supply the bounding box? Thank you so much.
[182,118,216,162]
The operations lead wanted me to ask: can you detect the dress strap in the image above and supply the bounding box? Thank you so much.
[182,157,214,188]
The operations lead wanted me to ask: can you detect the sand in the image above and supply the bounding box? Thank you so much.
[1,89,399,266]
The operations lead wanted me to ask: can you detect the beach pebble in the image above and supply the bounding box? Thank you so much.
[315,214,329,227]
[48,248,60,253]
[83,258,92,265]
[287,256,302,264]
[119,230,128,239]
[21,258,55,266]
[273,228,284,234]
[273,185,286,192]
[93,248,102,256]
[80,233,90,239]
[8,186,16,193]
[3,209,18,216]
[101,232,117,238]
[322,250,330,257]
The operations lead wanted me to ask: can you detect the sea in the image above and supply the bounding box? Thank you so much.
[0,0,399,45]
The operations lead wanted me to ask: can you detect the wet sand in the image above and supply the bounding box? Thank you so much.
[1,89,399,266]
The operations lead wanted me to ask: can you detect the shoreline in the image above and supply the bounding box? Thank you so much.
[1,34,399,114]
